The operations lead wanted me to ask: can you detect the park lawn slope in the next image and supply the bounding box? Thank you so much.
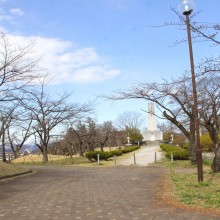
[155,158,220,215]
[0,162,30,178]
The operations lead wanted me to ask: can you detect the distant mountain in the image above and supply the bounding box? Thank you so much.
[20,144,39,153]
[0,144,39,154]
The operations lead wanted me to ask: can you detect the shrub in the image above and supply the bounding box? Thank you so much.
[160,144,182,152]
[165,149,190,160]
[161,143,189,160]
[121,146,140,154]
[99,151,113,160]
[182,142,189,150]
[85,151,113,162]
[121,148,130,153]
[200,133,215,152]
[203,159,212,166]
[110,150,123,156]
[85,146,140,162]
[85,151,98,162]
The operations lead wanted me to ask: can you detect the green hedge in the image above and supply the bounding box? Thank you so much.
[110,150,123,156]
[160,144,182,152]
[85,151,113,162]
[160,144,190,160]
[165,149,190,160]
[121,146,140,154]
[85,146,140,162]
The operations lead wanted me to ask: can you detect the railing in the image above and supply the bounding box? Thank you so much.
[0,153,15,161]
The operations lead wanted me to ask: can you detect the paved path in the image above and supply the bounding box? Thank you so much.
[0,166,218,220]
[117,145,164,166]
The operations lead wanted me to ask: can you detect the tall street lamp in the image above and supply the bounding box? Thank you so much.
[178,0,203,182]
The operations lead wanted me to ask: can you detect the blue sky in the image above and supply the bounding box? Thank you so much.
[0,0,219,128]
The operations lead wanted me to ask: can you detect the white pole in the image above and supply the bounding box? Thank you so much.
[171,152,173,163]
[114,155,116,166]
[97,154,100,166]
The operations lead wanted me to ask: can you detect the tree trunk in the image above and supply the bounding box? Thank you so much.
[2,143,7,163]
[11,145,20,159]
[15,148,20,159]
[188,134,196,163]
[42,145,48,163]
[163,110,196,162]
[79,142,84,156]
[100,145,104,152]
[206,124,220,172]
[12,149,20,159]
[2,130,7,162]
[211,141,220,172]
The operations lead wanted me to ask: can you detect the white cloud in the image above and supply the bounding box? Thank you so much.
[0,7,24,22]
[10,8,24,16]
[0,14,11,21]
[7,34,121,84]
[71,66,120,83]
[0,8,12,21]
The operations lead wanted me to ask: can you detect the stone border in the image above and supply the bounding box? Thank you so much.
[0,169,32,180]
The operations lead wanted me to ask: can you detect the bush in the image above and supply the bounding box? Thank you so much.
[85,151,98,162]
[99,151,113,160]
[160,144,182,152]
[161,143,189,160]
[110,150,123,156]
[200,133,215,152]
[165,149,190,160]
[85,146,140,162]
[182,142,189,150]
[121,146,140,154]
[85,151,113,162]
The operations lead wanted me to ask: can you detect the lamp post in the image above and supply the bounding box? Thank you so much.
[178,0,203,182]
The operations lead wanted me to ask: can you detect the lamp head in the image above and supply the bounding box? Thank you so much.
[178,0,195,15]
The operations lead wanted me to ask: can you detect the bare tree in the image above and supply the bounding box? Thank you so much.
[0,104,16,162]
[198,76,220,171]
[20,80,92,163]
[106,75,198,161]
[161,8,220,46]
[7,110,33,158]
[115,111,144,131]
[0,32,44,162]
[105,71,220,167]
[96,121,114,151]
[63,119,121,154]
[65,122,88,156]
[0,33,42,102]
[81,118,97,152]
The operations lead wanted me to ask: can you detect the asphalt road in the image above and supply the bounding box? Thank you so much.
[0,166,218,220]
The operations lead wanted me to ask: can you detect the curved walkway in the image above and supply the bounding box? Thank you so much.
[117,145,164,166]
[0,166,218,220]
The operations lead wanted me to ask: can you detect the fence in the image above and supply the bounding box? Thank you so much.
[0,153,15,161]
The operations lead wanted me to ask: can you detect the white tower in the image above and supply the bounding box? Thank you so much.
[142,103,163,142]
[148,103,157,131]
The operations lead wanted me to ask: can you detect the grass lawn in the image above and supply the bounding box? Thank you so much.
[12,146,142,167]
[155,158,220,215]
[171,171,220,209]
[0,162,31,178]
[12,154,92,166]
